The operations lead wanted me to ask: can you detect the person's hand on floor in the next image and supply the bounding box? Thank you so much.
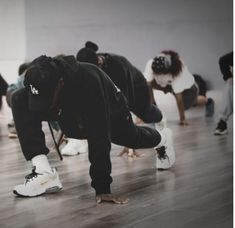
[96,194,129,204]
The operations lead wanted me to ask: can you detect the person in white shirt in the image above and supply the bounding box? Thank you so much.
[144,50,214,125]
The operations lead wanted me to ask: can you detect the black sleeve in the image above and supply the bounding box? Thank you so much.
[105,56,132,103]
[79,66,113,195]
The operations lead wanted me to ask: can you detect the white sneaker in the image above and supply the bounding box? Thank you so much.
[155,128,175,170]
[61,138,88,156]
[13,167,63,197]
[155,114,167,131]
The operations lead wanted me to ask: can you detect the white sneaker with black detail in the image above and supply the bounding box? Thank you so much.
[155,114,167,131]
[13,167,63,197]
[61,138,88,156]
[155,128,175,170]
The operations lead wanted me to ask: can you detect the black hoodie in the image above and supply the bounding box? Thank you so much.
[55,56,129,194]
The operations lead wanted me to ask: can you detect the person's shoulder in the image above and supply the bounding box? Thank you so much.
[181,64,194,79]
[56,55,80,74]
[79,62,104,78]
[107,53,126,64]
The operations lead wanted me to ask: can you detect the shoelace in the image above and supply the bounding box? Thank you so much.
[156,146,169,161]
[25,167,41,183]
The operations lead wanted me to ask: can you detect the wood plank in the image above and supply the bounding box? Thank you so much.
[0,97,233,228]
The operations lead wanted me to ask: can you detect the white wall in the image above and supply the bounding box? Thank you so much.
[0,0,26,83]
[25,0,233,88]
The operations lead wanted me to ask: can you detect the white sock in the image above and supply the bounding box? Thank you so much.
[156,130,166,148]
[32,154,52,174]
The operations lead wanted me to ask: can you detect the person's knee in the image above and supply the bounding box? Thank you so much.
[141,106,162,123]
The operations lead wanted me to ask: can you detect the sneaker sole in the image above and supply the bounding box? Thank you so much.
[13,186,63,197]
[61,152,80,156]
[8,133,18,138]
[157,167,169,171]
[214,130,228,135]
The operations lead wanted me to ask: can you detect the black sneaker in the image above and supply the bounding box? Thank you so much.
[205,98,214,117]
[214,119,228,135]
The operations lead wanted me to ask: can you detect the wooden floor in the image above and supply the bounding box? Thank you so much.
[0,92,233,228]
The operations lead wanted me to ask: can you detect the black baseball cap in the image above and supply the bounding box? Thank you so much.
[24,56,61,112]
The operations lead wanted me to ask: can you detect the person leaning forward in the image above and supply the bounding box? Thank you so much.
[11,55,175,203]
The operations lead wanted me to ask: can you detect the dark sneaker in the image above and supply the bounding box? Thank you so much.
[205,98,214,117]
[214,119,228,135]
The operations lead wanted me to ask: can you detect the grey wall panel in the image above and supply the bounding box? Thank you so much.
[25,0,233,88]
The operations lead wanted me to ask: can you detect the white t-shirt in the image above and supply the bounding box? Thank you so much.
[143,58,195,94]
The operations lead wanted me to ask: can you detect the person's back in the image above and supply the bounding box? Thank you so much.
[100,53,149,110]
[76,42,155,121]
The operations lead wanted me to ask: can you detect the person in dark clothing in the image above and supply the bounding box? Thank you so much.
[12,55,175,202]
[0,73,8,110]
[76,41,162,124]
[63,41,165,157]
[214,52,233,135]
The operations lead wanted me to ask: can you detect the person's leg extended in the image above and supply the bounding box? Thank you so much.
[132,84,164,126]
[11,89,62,197]
[134,104,163,124]
[111,111,175,169]
[214,79,233,135]
[219,79,233,122]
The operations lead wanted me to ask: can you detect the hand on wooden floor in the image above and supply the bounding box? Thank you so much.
[96,194,129,204]
[118,147,143,158]
[179,120,189,126]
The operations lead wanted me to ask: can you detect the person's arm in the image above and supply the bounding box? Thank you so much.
[174,92,188,125]
[80,66,128,204]
[150,80,173,94]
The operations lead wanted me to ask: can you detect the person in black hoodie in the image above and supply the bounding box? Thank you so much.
[12,55,175,203]
[63,41,166,157]
[76,41,163,124]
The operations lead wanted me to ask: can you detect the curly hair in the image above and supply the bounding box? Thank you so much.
[161,50,183,77]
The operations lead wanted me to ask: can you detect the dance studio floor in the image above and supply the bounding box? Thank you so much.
[0,90,233,228]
